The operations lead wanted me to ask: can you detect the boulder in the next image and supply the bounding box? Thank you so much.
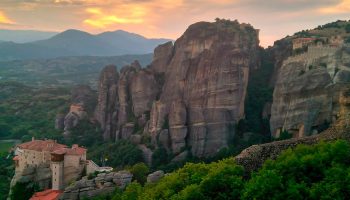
[147,170,164,183]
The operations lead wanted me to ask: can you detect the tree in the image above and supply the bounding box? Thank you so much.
[129,163,149,185]
[11,181,39,200]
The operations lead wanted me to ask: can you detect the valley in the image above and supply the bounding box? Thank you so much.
[1,19,350,200]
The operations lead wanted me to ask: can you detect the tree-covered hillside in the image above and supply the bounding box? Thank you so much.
[102,140,350,200]
[0,82,70,140]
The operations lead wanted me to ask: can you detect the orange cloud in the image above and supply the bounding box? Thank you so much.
[83,5,147,28]
[318,0,350,13]
[0,10,15,24]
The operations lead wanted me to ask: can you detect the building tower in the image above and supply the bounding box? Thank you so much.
[51,151,65,190]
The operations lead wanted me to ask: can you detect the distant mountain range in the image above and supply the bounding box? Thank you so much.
[0,29,171,61]
[0,29,58,43]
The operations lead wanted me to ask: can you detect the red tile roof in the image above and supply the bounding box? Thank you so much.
[30,189,62,200]
[18,140,67,152]
[65,146,86,155]
[51,146,87,156]
[18,140,86,156]
[13,156,19,161]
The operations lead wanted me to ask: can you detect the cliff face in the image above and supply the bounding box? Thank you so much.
[94,20,260,158]
[148,21,260,157]
[270,36,350,138]
[236,87,350,172]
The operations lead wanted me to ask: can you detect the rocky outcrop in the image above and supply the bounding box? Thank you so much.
[270,44,350,138]
[148,20,260,157]
[94,19,260,159]
[59,171,132,200]
[9,164,52,198]
[56,85,96,135]
[236,86,350,172]
[147,170,164,183]
[94,61,161,141]
[149,41,174,73]
[94,65,119,140]
[55,114,65,130]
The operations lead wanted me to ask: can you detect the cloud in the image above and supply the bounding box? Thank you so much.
[318,0,350,13]
[0,0,348,47]
[0,10,15,24]
[82,0,185,29]
[83,7,145,28]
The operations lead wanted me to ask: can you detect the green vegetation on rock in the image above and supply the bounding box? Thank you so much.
[111,140,350,200]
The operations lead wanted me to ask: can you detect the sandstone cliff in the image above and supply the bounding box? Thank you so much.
[270,43,350,138]
[94,19,260,158]
[236,86,350,172]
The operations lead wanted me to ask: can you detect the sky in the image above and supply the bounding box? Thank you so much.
[0,0,349,47]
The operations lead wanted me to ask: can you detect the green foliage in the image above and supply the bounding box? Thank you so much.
[116,140,350,200]
[152,147,170,169]
[65,119,102,147]
[118,182,144,200]
[242,140,350,200]
[294,47,308,55]
[0,153,14,200]
[319,63,327,68]
[129,163,150,185]
[10,181,39,200]
[345,37,350,44]
[345,24,350,33]
[0,82,69,140]
[295,30,312,37]
[88,140,143,169]
[118,159,244,200]
[275,130,293,141]
[162,116,169,130]
[0,55,152,88]
[245,49,273,136]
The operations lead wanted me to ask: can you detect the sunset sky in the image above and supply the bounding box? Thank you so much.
[0,0,349,47]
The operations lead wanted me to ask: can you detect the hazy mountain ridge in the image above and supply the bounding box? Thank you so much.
[0,29,171,61]
[0,29,58,43]
[0,54,153,88]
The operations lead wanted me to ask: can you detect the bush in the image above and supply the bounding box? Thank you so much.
[11,181,39,200]
[275,129,293,141]
[88,140,143,169]
[152,147,169,169]
[119,159,244,200]
[129,163,150,185]
[65,119,102,147]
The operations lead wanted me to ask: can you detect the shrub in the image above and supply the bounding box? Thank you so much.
[88,140,143,169]
[129,163,150,185]
[11,181,39,200]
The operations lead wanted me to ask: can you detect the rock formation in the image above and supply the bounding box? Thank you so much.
[236,86,350,172]
[270,41,350,138]
[94,65,119,140]
[9,164,52,198]
[56,85,96,135]
[59,171,132,200]
[148,20,260,157]
[93,19,260,158]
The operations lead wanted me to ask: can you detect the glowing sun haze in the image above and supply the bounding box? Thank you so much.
[0,0,349,47]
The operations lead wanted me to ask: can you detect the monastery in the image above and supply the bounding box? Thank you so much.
[12,138,100,200]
